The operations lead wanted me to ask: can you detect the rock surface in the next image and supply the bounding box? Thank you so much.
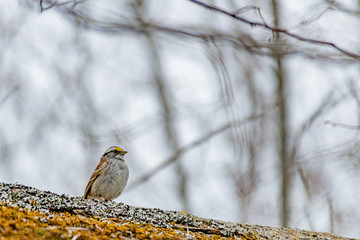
[0,182,357,239]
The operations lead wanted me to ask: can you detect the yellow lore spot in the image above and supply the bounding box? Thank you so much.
[115,147,123,152]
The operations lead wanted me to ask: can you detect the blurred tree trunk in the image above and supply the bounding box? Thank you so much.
[271,0,291,227]
[131,1,189,211]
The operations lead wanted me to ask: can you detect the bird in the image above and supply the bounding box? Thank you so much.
[83,146,129,201]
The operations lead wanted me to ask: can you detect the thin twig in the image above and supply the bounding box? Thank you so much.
[324,120,360,130]
[49,6,357,62]
[41,0,360,60]
[299,1,335,26]
[40,0,82,13]
[187,0,360,59]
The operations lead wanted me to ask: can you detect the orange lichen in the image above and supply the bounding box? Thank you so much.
[0,204,241,239]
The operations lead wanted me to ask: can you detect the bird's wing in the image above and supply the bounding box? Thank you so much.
[83,157,109,199]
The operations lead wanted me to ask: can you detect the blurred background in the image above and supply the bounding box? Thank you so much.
[1,0,360,237]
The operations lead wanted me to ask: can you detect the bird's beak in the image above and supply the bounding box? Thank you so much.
[120,151,128,155]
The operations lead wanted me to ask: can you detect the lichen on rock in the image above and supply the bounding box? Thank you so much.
[0,182,356,240]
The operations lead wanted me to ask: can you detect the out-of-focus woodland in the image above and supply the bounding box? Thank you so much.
[1,0,360,238]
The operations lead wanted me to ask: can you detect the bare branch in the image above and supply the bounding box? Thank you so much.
[292,93,343,201]
[36,0,360,62]
[40,0,84,13]
[0,85,20,107]
[297,1,335,26]
[127,112,267,190]
[187,0,360,59]
[325,0,360,16]
[293,92,342,149]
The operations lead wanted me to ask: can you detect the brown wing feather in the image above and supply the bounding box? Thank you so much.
[83,157,109,199]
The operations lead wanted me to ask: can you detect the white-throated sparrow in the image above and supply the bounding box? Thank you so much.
[83,146,129,201]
